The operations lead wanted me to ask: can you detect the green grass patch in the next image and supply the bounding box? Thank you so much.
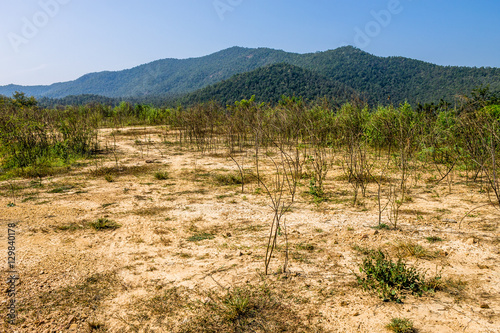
[47,185,74,193]
[372,223,391,230]
[187,232,215,242]
[426,236,443,243]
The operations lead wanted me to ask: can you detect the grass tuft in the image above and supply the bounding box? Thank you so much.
[48,185,74,193]
[154,171,169,180]
[394,241,439,259]
[187,232,215,242]
[426,236,443,243]
[373,223,391,230]
[296,242,315,251]
[213,173,243,185]
[179,284,314,332]
[89,218,121,230]
[386,317,415,333]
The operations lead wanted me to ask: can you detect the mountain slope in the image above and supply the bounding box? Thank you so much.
[0,47,296,99]
[289,47,500,104]
[1,46,499,104]
[179,63,358,105]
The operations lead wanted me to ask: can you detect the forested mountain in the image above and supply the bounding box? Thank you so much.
[289,47,500,104]
[1,47,293,99]
[37,94,121,108]
[1,46,499,105]
[179,63,358,106]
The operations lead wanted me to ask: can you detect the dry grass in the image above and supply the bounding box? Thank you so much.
[20,271,119,324]
[131,206,172,216]
[124,283,320,332]
[110,128,164,137]
[393,240,442,259]
[90,164,160,178]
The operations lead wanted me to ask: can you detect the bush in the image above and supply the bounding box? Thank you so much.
[0,102,99,173]
[356,250,437,302]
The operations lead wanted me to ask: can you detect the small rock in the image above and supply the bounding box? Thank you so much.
[352,312,360,316]
[360,234,369,240]
[372,230,379,235]
[236,250,243,256]
[466,238,477,245]
[480,303,490,309]
[225,232,232,237]
[40,271,45,275]
[340,301,349,307]
[145,160,155,163]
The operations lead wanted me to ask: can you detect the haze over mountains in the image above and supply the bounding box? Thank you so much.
[1,46,499,105]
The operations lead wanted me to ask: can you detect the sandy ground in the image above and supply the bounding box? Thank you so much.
[0,126,499,332]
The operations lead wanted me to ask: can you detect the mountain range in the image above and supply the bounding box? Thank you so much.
[1,46,499,105]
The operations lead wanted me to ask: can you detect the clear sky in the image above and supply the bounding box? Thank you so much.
[1,0,499,86]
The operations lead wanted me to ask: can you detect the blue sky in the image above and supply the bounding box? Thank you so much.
[1,0,499,86]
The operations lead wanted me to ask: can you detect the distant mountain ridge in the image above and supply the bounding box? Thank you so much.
[178,63,358,105]
[1,46,500,105]
[1,47,294,99]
